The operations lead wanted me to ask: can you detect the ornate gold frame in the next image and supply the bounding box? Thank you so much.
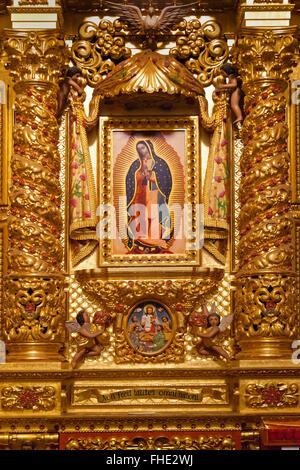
[124,299,176,357]
[98,116,200,267]
[116,297,181,363]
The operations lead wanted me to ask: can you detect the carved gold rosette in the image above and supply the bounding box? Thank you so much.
[233,28,298,358]
[244,382,299,409]
[2,30,69,361]
[1,385,57,411]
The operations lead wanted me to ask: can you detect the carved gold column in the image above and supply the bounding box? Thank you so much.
[234,28,298,358]
[2,30,68,361]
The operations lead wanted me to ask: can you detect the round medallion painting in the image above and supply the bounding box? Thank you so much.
[126,301,173,355]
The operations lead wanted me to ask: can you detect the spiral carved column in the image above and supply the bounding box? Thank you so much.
[2,31,69,361]
[234,29,298,358]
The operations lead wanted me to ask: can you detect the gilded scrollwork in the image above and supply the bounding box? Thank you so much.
[170,19,229,87]
[72,20,131,87]
[76,275,224,316]
[1,385,56,411]
[65,434,236,450]
[71,17,229,89]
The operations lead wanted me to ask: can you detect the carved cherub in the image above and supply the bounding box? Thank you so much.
[56,66,84,119]
[105,1,197,50]
[65,310,110,368]
[190,303,233,362]
[215,63,244,124]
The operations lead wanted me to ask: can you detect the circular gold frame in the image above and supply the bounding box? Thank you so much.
[124,299,176,356]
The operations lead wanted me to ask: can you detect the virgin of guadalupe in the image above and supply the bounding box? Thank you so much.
[125,140,173,253]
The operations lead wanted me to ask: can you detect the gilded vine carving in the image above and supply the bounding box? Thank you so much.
[238,83,292,272]
[65,434,236,450]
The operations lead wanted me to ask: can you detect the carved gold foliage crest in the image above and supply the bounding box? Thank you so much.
[72,20,131,87]
[170,19,229,87]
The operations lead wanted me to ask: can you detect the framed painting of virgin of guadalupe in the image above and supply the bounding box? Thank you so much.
[98,116,201,267]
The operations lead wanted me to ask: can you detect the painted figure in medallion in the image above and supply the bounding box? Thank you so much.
[152,325,166,351]
[127,301,172,354]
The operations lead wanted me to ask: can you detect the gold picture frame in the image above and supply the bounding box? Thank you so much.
[98,116,201,267]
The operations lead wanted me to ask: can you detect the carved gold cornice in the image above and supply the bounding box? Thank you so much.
[240,5,294,11]
[7,6,64,28]
[0,415,246,433]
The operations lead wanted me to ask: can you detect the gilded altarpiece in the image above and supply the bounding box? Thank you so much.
[0,0,299,451]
